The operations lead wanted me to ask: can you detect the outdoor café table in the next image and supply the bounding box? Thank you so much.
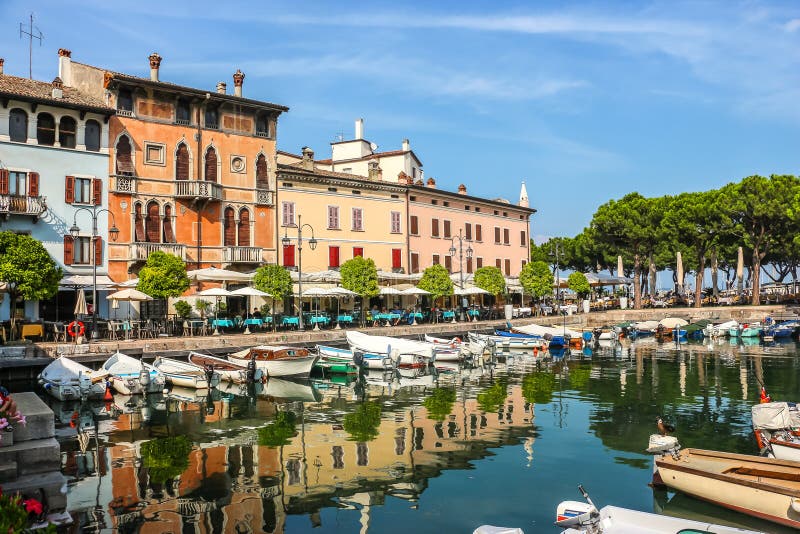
[337,314,354,325]
[19,324,44,340]
[373,312,401,326]
[442,311,456,321]
[282,316,299,329]
[188,319,206,336]
[212,319,235,332]
[467,309,480,317]
[309,316,330,326]
[244,318,264,327]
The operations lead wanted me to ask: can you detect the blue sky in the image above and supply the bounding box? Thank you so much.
[2,0,799,242]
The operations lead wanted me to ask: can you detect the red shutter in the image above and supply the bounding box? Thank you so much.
[63,235,74,265]
[329,246,340,268]
[392,249,401,269]
[65,175,75,203]
[93,178,102,205]
[28,172,39,197]
[146,202,160,242]
[176,143,190,180]
[353,247,363,258]
[283,244,295,267]
[205,147,217,182]
[256,154,269,188]
[0,169,8,194]
[94,237,103,266]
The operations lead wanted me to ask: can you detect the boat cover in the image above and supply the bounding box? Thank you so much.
[473,527,524,534]
[752,402,800,430]
[513,323,581,338]
[346,331,434,357]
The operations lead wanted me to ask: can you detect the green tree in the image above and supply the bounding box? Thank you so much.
[567,272,591,299]
[418,264,453,302]
[474,266,505,313]
[423,388,457,421]
[258,411,298,447]
[340,256,379,325]
[519,261,553,302]
[477,378,508,412]
[522,371,556,404]
[141,436,192,484]
[0,232,62,339]
[173,300,192,318]
[254,264,292,329]
[137,251,189,299]
[343,401,382,442]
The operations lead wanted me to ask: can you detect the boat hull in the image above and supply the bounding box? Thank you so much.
[229,354,318,378]
[40,379,106,401]
[109,371,164,395]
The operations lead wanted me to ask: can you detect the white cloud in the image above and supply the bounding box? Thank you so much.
[785,18,800,32]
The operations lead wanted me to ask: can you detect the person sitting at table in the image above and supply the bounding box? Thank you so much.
[252,308,262,319]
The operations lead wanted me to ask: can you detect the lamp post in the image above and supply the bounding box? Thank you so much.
[550,241,563,313]
[70,207,120,340]
[282,214,317,331]
[448,229,473,321]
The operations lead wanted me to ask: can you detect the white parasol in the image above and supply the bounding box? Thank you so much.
[74,288,88,316]
[659,317,688,329]
[401,287,430,295]
[196,288,233,335]
[106,288,153,302]
[379,287,402,295]
[231,287,271,334]
[187,267,252,283]
[676,251,684,295]
[455,286,489,296]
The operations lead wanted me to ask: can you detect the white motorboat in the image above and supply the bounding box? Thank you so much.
[424,334,461,347]
[353,350,396,370]
[752,401,800,462]
[228,346,318,378]
[39,356,110,401]
[346,331,435,360]
[101,352,165,395]
[704,320,738,338]
[316,345,355,362]
[431,346,462,361]
[187,351,262,383]
[152,356,219,389]
[258,377,321,402]
[512,322,582,339]
[468,331,544,350]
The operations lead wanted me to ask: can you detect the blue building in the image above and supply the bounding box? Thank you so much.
[0,50,115,324]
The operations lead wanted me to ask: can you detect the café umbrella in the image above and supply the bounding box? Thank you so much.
[230,287,271,335]
[328,286,357,329]
[196,287,234,335]
[74,288,88,316]
[106,288,153,333]
[676,251,684,295]
[301,287,333,331]
[401,287,431,325]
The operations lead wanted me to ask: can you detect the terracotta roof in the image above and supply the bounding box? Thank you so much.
[277,149,303,159]
[277,162,407,190]
[0,74,112,113]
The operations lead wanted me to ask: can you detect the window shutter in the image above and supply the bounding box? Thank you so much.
[504,228,510,245]
[163,205,176,243]
[521,230,526,246]
[466,258,473,274]
[444,220,451,238]
[392,249,401,269]
[444,255,452,272]
[94,237,103,266]
[0,169,8,195]
[505,259,511,275]
[63,235,74,265]
[476,225,482,242]
[224,208,236,246]
[432,254,440,265]
[28,172,39,197]
[329,246,340,268]
[205,147,218,182]
[496,258,501,268]
[411,253,419,274]
[283,244,295,267]
[410,215,418,235]
[65,175,75,203]
[93,178,102,205]
[238,209,250,246]
[134,211,146,242]
[175,143,190,180]
[465,223,472,241]
[146,203,160,242]
[353,247,363,258]
[431,219,439,237]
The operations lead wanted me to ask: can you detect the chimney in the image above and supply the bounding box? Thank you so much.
[368,161,382,181]
[51,77,64,99]
[414,179,424,186]
[402,138,410,152]
[216,82,227,94]
[426,177,436,189]
[301,146,315,170]
[0,58,4,75]
[355,118,364,140]
[148,52,162,82]
[57,49,71,85]
[397,171,411,185]
[458,184,467,195]
[233,69,245,97]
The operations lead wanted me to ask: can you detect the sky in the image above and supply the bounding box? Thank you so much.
[1,0,799,244]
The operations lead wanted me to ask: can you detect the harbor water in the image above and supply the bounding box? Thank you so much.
[17,336,800,533]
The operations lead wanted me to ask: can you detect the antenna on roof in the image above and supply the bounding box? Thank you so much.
[334,132,344,142]
[19,13,43,79]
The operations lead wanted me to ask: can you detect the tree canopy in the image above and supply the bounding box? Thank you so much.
[567,272,591,298]
[254,264,292,300]
[474,266,505,298]
[519,261,553,300]
[340,256,380,299]
[417,264,453,302]
[137,251,189,299]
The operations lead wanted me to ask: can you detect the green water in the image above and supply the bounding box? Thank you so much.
[52,338,800,533]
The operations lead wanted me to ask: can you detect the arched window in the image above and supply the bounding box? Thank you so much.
[145,201,160,243]
[163,205,176,243]
[204,146,217,182]
[223,207,236,246]
[134,203,145,242]
[58,116,77,148]
[116,136,134,175]
[256,154,269,189]
[36,113,55,146]
[175,143,189,180]
[85,120,101,152]
[8,109,28,142]
[238,208,250,246]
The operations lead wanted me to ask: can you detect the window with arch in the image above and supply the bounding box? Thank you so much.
[255,113,269,137]
[116,136,134,175]
[145,201,161,243]
[204,146,218,182]
[36,113,56,145]
[223,207,236,246]
[134,203,146,242]
[8,109,28,142]
[163,205,176,243]
[85,120,101,151]
[255,154,269,189]
[238,208,250,246]
[59,116,77,148]
[175,143,190,180]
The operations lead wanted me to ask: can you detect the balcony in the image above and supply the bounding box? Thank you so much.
[116,109,133,117]
[110,175,137,194]
[0,195,47,220]
[174,180,223,202]
[255,189,274,206]
[224,246,264,264]
[130,242,186,261]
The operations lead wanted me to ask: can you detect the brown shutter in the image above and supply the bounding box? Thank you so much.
[238,209,250,246]
[224,207,236,246]
[146,202,160,242]
[496,258,501,268]
[65,175,75,203]
[465,223,472,240]
[411,253,419,274]
[505,259,511,275]
[94,237,103,266]
[175,143,190,180]
[476,225,482,242]
[63,235,74,265]
[205,147,217,182]
[466,258,473,274]
[163,205,176,243]
[443,220,451,238]
[431,218,439,237]
[115,136,134,175]
[93,178,102,205]
[444,255,452,272]
[495,227,501,243]
[504,228,510,245]
[256,154,269,188]
[476,257,483,269]
[134,204,146,242]
[28,172,39,197]
[410,215,418,235]
[521,230,526,246]
[0,169,8,194]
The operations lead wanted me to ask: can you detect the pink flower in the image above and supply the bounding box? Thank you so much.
[22,498,43,515]
[14,413,26,426]
[0,418,8,430]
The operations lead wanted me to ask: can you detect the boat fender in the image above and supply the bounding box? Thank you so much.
[792,498,800,514]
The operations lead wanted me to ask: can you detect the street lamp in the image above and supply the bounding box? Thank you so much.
[550,241,563,313]
[282,214,317,331]
[448,229,473,321]
[70,207,119,340]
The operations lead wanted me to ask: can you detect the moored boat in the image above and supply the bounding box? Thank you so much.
[228,345,318,378]
[316,345,354,363]
[101,352,165,395]
[704,320,738,338]
[39,356,110,401]
[187,351,262,383]
[423,334,461,347]
[752,401,800,462]
[153,356,219,389]
[468,331,544,350]
[346,331,435,359]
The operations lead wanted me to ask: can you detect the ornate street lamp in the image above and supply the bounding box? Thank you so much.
[448,229,473,320]
[282,214,317,331]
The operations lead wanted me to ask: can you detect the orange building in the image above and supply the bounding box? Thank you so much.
[67,53,287,282]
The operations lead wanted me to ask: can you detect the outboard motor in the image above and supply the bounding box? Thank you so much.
[139,365,151,388]
[247,357,257,381]
[353,351,364,368]
[205,364,215,386]
[555,485,599,530]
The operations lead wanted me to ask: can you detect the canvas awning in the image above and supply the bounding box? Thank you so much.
[59,275,116,290]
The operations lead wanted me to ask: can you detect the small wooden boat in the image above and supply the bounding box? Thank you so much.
[153,356,219,389]
[187,352,262,383]
[347,331,435,359]
[752,401,800,462]
[39,357,110,401]
[424,334,461,347]
[468,331,544,350]
[101,352,165,395]
[228,345,318,378]
[316,345,354,362]
[654,446,800,528]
